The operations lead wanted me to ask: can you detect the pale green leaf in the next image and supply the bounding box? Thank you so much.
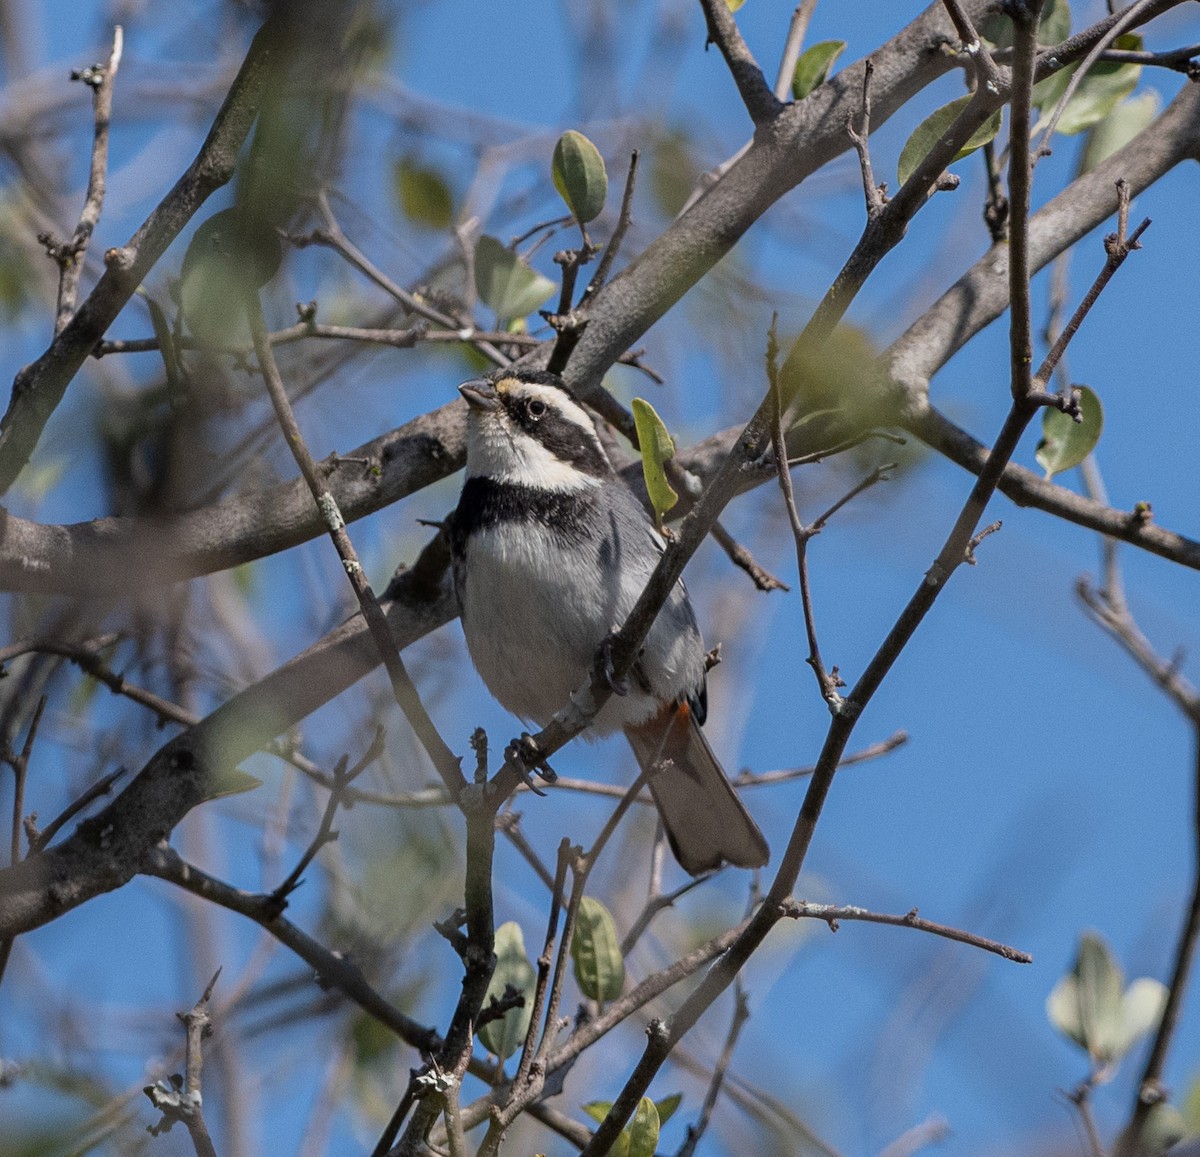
[631,398,678,527]
[1181,1075,1200,1132]
[582,1101,612,1125]
[571,896,625,1003]
[626,1098,661,1157]
[1080,91,1159,173]
[792,40,846,100]
[1111,977,1167,1059]
[1036,386,1103,480]
[478,922,536,1062]
[552,131,608,225]
[1047,972,1087,1050]
[473,236,556,320]
[1075,931,1125,1061]
[897,95,1003,188]
[725,0,747,10]
[1033,35,1142,135]
[395,158,454,230]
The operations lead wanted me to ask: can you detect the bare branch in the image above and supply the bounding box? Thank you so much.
[697,0,784,125]
[54,25,123,336]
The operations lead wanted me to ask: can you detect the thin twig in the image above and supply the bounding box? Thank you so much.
[710,520,789,591]
[245,289,466,801]
[676,980,751,1157]
[772,0,820,100]
[54,25,123,336]
[581,150,639,304]
[144,968,221,1157]
[846,59,885,217]
[940,0,1004,93]
[697,0,784,125]
[26,765,128,853]
[269,728,385,908]
[780,899,1032,963]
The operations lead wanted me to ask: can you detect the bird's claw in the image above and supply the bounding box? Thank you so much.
[595,634,629,696]
[507,733,558,793]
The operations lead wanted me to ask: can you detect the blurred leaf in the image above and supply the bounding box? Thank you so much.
[1139,1103,1190,1156]
[897,95,1002,187]
[474,235,555,320]
[654,1093,682,1125]
[649,131,696,218]
[778,322,883,454]
[1112,977,1168,1058]
[478,921,535,1062]
[200,767,263,803]
[631,398,678,526]
[395,159,454,230]
[1080,90,1159,172]
[582,1101,613,1125]
[726,0,747,10]
[982,0,1070,47]
[18,457,66,502]
[1036,386,1102,480]
[571,896,625,1003]
[626,1097,660,1157]
[1046,930,1161,1065]
[1182,1074,1200,1132]
[1033,35,1142,135]
[552,131,608,225]
[180,208,282,342]
[0,200,36,319]
[792,40,846,100]
[351,1008,400,1069]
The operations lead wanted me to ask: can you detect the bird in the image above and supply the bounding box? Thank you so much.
[448,367,769,875]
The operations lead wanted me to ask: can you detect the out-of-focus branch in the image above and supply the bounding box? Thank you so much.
[0,13,288,494]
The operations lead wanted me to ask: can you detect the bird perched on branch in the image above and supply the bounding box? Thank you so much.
[449,367,768,875]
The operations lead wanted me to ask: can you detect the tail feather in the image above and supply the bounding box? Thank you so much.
[625,703,769,875]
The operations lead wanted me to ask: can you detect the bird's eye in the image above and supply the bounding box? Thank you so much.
[527,399,547,419]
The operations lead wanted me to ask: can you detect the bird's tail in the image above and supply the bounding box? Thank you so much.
[624,702,769,875]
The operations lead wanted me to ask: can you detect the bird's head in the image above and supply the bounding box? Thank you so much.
[459,369,612,491]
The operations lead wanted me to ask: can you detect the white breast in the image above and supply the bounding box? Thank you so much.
[459,520,689,734]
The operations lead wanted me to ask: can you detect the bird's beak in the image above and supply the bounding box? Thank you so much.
[459,380,501,412]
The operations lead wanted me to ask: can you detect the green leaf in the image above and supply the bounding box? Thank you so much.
[791,40,846,100]
[473,235,556,321]
[582,1101,612,1125]
[1036,386,1103,480]
[897,95,1002,188]
[982,0,1070,47]
[630,398,678,527]
[725,0,747,10]
[654,1093,682,1126]
[571,896,625,1003]
[180,208,282,342]
[1181,1074,1200,1132]
[1138,1103,1189,1157]
[1033,34,1142,136]
[552,131,608,225]
[626,1098,661,1157]
[478,921,536,1062]
[201,767,264,803]
[1080,90,1159,173]
[395,158,454,230]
